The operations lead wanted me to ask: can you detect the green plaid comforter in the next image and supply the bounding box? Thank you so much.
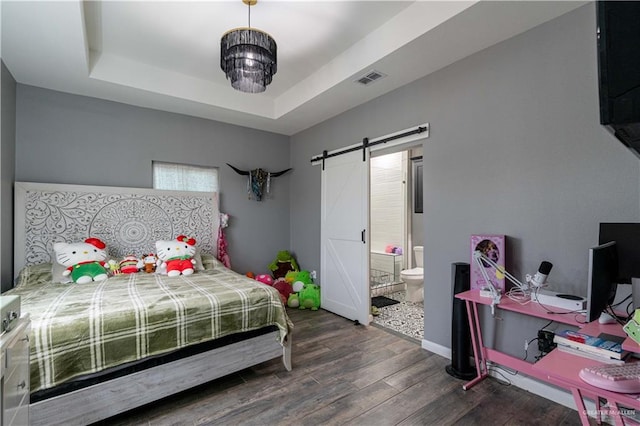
[7,264,291,393]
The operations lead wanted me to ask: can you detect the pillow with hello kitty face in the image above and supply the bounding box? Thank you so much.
[53,238,109,284]
[155,235,197,277]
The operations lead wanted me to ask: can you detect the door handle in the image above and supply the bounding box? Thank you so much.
[361,229,366,244]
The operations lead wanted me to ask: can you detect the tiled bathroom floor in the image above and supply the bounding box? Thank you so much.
[371,291,424,341]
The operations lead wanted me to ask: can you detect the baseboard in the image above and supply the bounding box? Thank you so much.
[422,338,451,359]
[420,338,596,415]
[485,362,586,411]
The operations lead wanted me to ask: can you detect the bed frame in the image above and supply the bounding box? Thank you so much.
[13,182,292,426]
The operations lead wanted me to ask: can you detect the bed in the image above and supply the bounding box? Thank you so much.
[7,182,292,426]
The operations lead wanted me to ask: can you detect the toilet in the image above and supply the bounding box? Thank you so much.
[401,246,424,303]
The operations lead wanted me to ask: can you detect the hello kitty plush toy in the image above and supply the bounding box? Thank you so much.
[53,237,109,284]
[155,235,197,277]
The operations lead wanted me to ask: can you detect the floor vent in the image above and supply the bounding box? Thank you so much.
[355,70,387,86]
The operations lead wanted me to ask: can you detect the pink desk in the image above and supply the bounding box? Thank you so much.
[580,318,640,354]
[456,289,640,425]
[534,350,639,425]
[456,289,584,389]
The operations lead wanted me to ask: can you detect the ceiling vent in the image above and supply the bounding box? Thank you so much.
[355,70,387,86]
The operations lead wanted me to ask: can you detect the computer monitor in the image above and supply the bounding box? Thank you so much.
[599,223,640,284]
[586,241,619,323]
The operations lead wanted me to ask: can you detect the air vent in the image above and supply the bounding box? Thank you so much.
[355,70,387,86]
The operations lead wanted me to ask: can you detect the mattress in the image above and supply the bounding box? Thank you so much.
[6,263,290,393]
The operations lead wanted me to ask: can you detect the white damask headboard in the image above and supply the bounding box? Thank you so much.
[14,182,219,277]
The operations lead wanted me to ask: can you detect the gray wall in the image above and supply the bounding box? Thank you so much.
[1,61,16,292]
[15,85,291,275]
[290,4,640,356]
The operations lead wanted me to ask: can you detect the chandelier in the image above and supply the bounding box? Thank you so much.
[220,0,277,93]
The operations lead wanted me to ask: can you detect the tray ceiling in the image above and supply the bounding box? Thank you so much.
[2,1,586,135]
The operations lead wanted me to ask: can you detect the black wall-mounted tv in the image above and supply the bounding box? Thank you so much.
[597,1,640,157]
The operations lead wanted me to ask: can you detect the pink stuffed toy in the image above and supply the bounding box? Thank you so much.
[273,277,294,302]
[255,274,288,303]
[255,274,274,286]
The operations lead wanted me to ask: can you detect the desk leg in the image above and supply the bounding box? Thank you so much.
[463,300,488,390]
[570,388,592,426]
[608,401,626,426]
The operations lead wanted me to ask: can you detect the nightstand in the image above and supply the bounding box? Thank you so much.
[1,315,30,426]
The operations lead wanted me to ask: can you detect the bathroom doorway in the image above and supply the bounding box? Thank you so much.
[370,146,424,340]
[315,123,428,328]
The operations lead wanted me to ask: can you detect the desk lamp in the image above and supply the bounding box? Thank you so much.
[472,250,532,315]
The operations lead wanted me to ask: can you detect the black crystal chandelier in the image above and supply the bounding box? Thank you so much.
[220,0,277,93]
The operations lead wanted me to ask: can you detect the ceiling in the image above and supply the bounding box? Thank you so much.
[2,1,587,136]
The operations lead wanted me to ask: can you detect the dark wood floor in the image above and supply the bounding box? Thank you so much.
[104,308,583,425]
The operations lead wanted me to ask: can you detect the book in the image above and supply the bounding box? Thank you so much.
[556,343,626,364]
[470,235,505,292]
[553,329,629,360]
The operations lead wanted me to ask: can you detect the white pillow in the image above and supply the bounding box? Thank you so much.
[194,247,205,271]
[201,253,223,270]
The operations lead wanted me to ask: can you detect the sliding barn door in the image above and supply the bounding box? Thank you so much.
[321,150,370,325]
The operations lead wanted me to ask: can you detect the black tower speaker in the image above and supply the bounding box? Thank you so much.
[445,262,476,379]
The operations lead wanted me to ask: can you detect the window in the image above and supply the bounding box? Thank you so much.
[413,159,423,214]
[152,161,218,192]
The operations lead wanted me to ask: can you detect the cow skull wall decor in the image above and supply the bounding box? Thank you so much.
[227,164,292,201]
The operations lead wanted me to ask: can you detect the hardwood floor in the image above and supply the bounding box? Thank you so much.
[101,308,583,426]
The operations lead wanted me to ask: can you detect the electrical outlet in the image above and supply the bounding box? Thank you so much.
[524,339,529,350]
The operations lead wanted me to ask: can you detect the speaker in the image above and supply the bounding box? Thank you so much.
[445,262,476,380]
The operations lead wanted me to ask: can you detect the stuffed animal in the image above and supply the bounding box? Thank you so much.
[298,283,321,310]
[292,270,313,293]
[287,293,300,308]
[268,250,299,279]
[108,259,122,276]
[53,237,109,284]
[155,235,197,277]
[272,277,293,304]
[119,255,142,274]
[254,274,289,303]
[284,270,298,284]
[141,254,158,273]
[254,274,274,286]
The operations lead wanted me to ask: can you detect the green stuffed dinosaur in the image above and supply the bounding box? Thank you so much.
[268,250,299,279]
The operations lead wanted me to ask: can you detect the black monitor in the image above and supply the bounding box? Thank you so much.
[586,241,619,323]
[599,223,640,284]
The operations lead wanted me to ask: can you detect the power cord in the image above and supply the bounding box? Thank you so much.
[505,287,532,304]
[610,294,634,318]
[486,362,516,386]
[523,337,539,361]
[604,304,630,325]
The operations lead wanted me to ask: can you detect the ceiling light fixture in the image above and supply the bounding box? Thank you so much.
[220,0,277,93]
